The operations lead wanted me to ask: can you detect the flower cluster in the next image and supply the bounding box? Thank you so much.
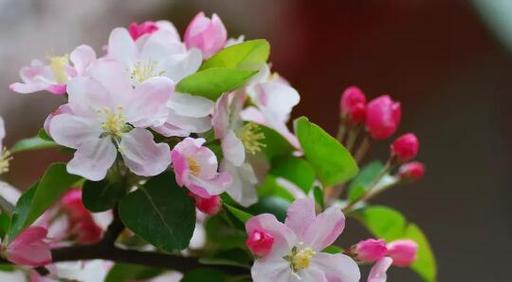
[1,11,434,282]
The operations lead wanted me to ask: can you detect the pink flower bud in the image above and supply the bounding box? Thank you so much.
[365,95,401,140]
[354,239,388,263]
[71,219,103,244]
[184,12,227,58]
[387,239,418,267]
[6,226,52,266]
[399,161,425,181]
[340,86,367,124]
[390,133,419,162]
[192,194,222,215]
[128,21,159,40]
[61,189,89,219]
[246,230,274,257]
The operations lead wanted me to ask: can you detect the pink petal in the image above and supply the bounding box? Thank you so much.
[212,93,231,139]
[7,227,52,266]
[70,44,96,75]
[222,161,258,207]
[367,257,393,282]
[302,206,345,251]
[221,130,245,166]
[246,214,296,258]
[119,128,171,177]
[284,198,316,238]
[66,76,113,117]
[49,113,102,149]
[67,138,117,181]
[107,27,137,66]
[168,92,214,118]
[251,257,294,282]
[171,149,189,187]
[312,253,360,282]
[160,48,202,82]
[87,59,132,98]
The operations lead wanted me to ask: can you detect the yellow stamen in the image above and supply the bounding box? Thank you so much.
[187,157,201,176]
[291,247,316,272]
[236,123,266,155]
[98,107,126,138]
[130,60,165,84]
[0,149,12,175]
[49,55,69,83]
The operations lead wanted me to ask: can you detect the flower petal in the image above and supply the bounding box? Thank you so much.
[160,48,202,82]
[168,92,214,118]
[189,171,231,197]
[67,76,113,117]
[311,253,361,282]
[67,138,117,181]
[367,257,393,282]
[302,206,345,251]
[246,214,296,258]
[222,161,258,207]
[108,27,137,66]
[70,44,96,75]
[127,76,174,127]
[7,226,52,267]
[251,257,295,282]
[222,130,245,166]
[119,128,171,177]
[87,59,132,98]
[49,113,101,149]
[284,198,316,239]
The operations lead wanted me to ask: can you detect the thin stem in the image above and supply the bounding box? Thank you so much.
[345,127,360,152]
[100,207,124,247]
[336,118,347,142]
[354,136,371,164]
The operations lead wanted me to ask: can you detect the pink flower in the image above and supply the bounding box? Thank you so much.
[386,239,418,267]
[184,12,227,58]
[10,45,96,95]
[245,198,360,282]
[246,230,274,257]
[48,59,172,181]
[190,193,222,215]
[340,86,367,124]
[354,239,388,263]
[128,21,159,40]
[61,189,103,244]
[171,137,231,198]
[390,133,419,162]
[6,226,52,266]
[365,95,401,140]
[367,257,393,282]
[399,161,425,181]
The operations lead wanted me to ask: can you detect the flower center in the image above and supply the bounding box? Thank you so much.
[236,123,266,155]
[187,157,201,176]
[0,149,12,175]
[49,55,69,83]
[130,60,165,84]
[98,107,127,138]
[285,245,316,272]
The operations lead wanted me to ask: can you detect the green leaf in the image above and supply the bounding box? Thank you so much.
[407,224,437,282]
[354,206,437,282]
[347,161,384,202]
[224,203,253,223]
[294,117,358,187]
[259,125,294,160]
[271,156,316,193]
[0,212,11,239]
[176,68,257,100]
[205,215,246,250]
[313,186,325,210]
[82,180,127,212]
[257,175,294,202]
[248,196,290,222]
[119,171,196,252]
[322,245,344,254]
[10,135,58,154]
[201,39,270,71]
[37,129,53,141]
[8,163,81,241]
[181,268,226,282]
[105,263,162,282]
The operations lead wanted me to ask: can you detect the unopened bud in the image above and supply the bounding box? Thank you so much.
[246,230,274,257]
[184,12,227,58]
[391,133,419,162]
[128,21,159,40]
[192,194,222,215]
[340,86,366,124]
[387,239,418,267]
[365,95,401,140]
[353,238,388,263]
[399,162,425,181]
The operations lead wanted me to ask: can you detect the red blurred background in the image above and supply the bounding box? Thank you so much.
[1,0,511,280]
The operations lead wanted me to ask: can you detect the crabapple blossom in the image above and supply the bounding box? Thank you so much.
[184,12,227,58]
[399,161,425,181]
[171,137,231,198]
[128,21,159,40]
[190,193,222,215]
[365,95,401,140]
[48,59,172,181]
[386,239,418,267]
[391,133,419,162]
[246,229,274,257]
[10,45,96,95]
[61,189,103,244]
[4,226,52,266]
[245,198,360,282]
[340,86,367,124]
[354,238,388,263]
[367,257,393,282]
[107,24,201,85]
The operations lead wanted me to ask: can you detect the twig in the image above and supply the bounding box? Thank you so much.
[354,136,371,163]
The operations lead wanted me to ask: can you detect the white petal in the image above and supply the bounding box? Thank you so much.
[119,128,171,177]
[67,138,117,181]
[312,253,361,282]
[67,77,113,117]
[285,198,316,239]
[70,44,96,75]
[168,92,214,118]
[49,113,101,149]
[251,258,295,282]
[222,161,258,207]
[160,48,202,82]
[221,130,245,166]
[87,59,132,99]
[302,206,345,251]
[0,117,5,148]
[108,28,137,66]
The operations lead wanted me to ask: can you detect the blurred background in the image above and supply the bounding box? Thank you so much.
[1,0,511,281]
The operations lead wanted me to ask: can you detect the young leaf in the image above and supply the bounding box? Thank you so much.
[176,67,256,100]
[248,196,290,222]
[105,263,162,282]
[259,125,295,160]
[201,39,270,71]
[294,117,358,187]
[0,212,11,238]
[313,186,325,210]
[223,203,253,223]
[257,175,294,202]
[82,180,127,212]
[10,135,57,154]
[271,156,316,193]
[205,215,247,251]
[8,163,81,241]
[354,205,437,282]
[347,161,384,202]
[119,171,196,252]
